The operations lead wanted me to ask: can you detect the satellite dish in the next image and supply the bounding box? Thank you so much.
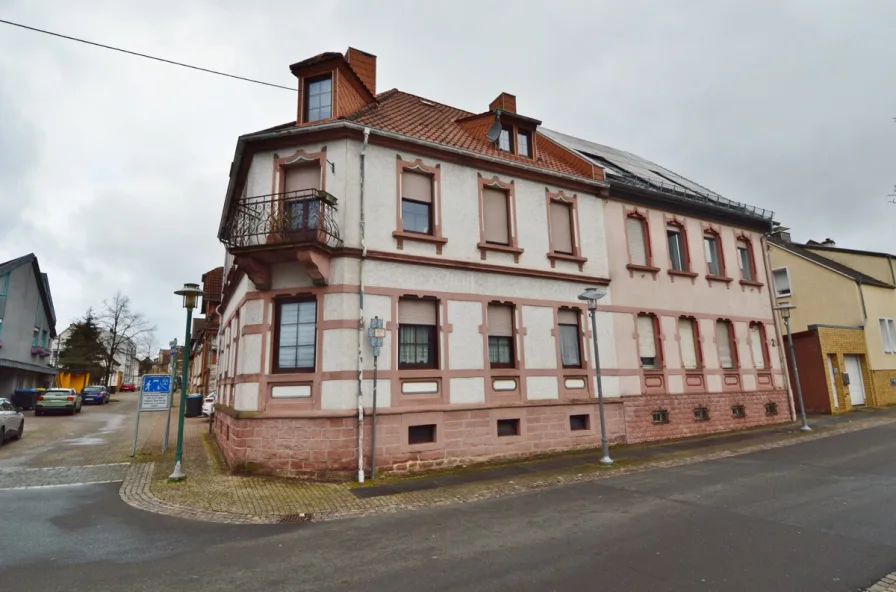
[486,120,503,144]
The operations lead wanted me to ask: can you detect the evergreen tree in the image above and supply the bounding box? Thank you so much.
[58,310,107,379]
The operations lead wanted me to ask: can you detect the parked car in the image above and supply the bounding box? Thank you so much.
[201,392,216,417]
[35,388,82,416]
[0,398,25,444]
[120,383,136,392]
[80,386,110,405]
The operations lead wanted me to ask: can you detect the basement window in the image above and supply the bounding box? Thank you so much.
[569,414,590,431]
[652,409,670,424]
[731,404,747,419]
[497,418,521,437]
[765,402,778,416]
[693,407,710,421]
[408,424,436,445]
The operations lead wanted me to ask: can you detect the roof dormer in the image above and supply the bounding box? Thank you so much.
[289,48,377,124]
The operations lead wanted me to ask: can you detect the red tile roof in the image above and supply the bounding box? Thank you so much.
[201,267,224,304]
[344,90,599,180]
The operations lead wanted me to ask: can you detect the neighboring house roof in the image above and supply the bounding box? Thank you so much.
[801,243,895,259]
[201,266,224,305]
[0,253,57,337]
[769,237,894,289]
[541,128,775,223]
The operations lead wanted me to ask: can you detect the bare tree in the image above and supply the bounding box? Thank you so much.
[97,292,156,387]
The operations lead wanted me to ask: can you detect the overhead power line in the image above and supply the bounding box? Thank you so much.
[0,18,297,92]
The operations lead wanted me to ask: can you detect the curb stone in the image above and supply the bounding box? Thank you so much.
[117,416,896,524]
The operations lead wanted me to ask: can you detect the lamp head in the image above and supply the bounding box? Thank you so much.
[577,287,607,310]
[174,283,203,311]
[774,302,795,320]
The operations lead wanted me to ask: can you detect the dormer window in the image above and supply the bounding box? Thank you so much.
[304,76,332,122]
[518,130,532,158]
[498,125,514,152]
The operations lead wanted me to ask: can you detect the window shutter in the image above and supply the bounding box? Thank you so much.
[398,299,437,325]
[558,309,579,325]
[716,321,733,368]
[679,318,698,370]
[402,171,433,203]
[284,164,321,192]
[626,217,648,266]
[773,270,790,294]
[889,320,896,352]
[483,188,510,244]
[550,202,573,254]
[487,304,513,337]
[637,316,657,358]
[750,325,766,369]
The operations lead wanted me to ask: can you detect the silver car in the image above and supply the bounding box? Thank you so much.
[0,398,25,444]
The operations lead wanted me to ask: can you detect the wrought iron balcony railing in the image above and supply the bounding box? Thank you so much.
[221,189,343,250]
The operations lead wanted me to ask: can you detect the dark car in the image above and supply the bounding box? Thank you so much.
[80,386,110,405]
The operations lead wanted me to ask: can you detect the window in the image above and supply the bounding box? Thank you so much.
[704,232,723,276]
[549,201,574,254]
[749,322,768,369]
[716,320,736,369]
[765,401,779,415]
[487,304,514,368]
[32,328,39,347]
[496,418,520,437]
[498,125,514,152]
[737,239,755,281]
[626,216,649,266]
[667,225,688,271]
[275,300,317,371]
[569,414,590,431]
[772,268,791,297]
[401,171,434,234]
[408,424,436,445]
[880,318,896,353]
[517,130,532,158]
[652,409,670,424]
[0,273,8,296]
[41,331,48,348]
[558,309,581,368]
[398,298,438,369]
[304,76,332,122]
[482,187,510,245]
[637,314,660,369]
[678,317,700,370]
[693,407,709,421]
[0,318,3,339]
[731,404,746,418]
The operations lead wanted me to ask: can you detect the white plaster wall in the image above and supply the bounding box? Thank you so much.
[619,375,641,397]
[667,374,684,394]
[234,382,259,411]
[271,263,315,290]
[742,374,757,391]
[706,375,723,392]
[362,378,391,408]
[238,334,262,375]
[521,305,557,369]
[322,329,358,372]
[324,293,358,320]
[220,275,250,325]
[241,300,264,327]
[596,375,622,398]
[449,377,486,404]
[447,300,485,370]
[660,316,681,370]
[527,376,559,400]
[697,318,720,369]
[321,380,356,410]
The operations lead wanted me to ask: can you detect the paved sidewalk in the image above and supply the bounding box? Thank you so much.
[121,406,896,524]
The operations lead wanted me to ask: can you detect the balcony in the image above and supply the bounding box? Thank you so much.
[221,189,343,287]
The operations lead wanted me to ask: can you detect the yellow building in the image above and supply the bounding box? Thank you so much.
[769,232,896,413]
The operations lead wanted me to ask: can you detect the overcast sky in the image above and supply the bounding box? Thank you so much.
[1,0,894,348]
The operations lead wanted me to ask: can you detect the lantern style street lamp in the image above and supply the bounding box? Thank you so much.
[578,287,612,465]
[169,282,204,481]
[774,302,811,432]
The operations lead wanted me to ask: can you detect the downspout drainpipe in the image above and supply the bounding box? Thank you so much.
[763,235,797,422]
[356,127,371,483]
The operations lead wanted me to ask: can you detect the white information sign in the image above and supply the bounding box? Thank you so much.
[139,375,172,411]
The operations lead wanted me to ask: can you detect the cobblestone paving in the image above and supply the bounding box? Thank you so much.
[867,573,896,592]
[119,412,896,525]
[0,463,129,490]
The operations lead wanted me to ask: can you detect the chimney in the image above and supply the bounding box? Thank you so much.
[822,238,836,247]
[489,92,517,114]
[345,47,376,95]
[770,226,792,243]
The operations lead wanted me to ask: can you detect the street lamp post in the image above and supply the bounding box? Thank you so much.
[169,282,204,481]
[578,287,612,465]
[775,303,811,432]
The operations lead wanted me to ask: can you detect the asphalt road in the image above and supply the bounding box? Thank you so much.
[3,422,896,591]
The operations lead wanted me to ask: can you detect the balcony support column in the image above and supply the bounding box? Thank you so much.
[297,249,331,286]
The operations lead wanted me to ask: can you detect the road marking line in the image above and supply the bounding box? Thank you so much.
[0,462,130,473]
[0,479,124,491]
